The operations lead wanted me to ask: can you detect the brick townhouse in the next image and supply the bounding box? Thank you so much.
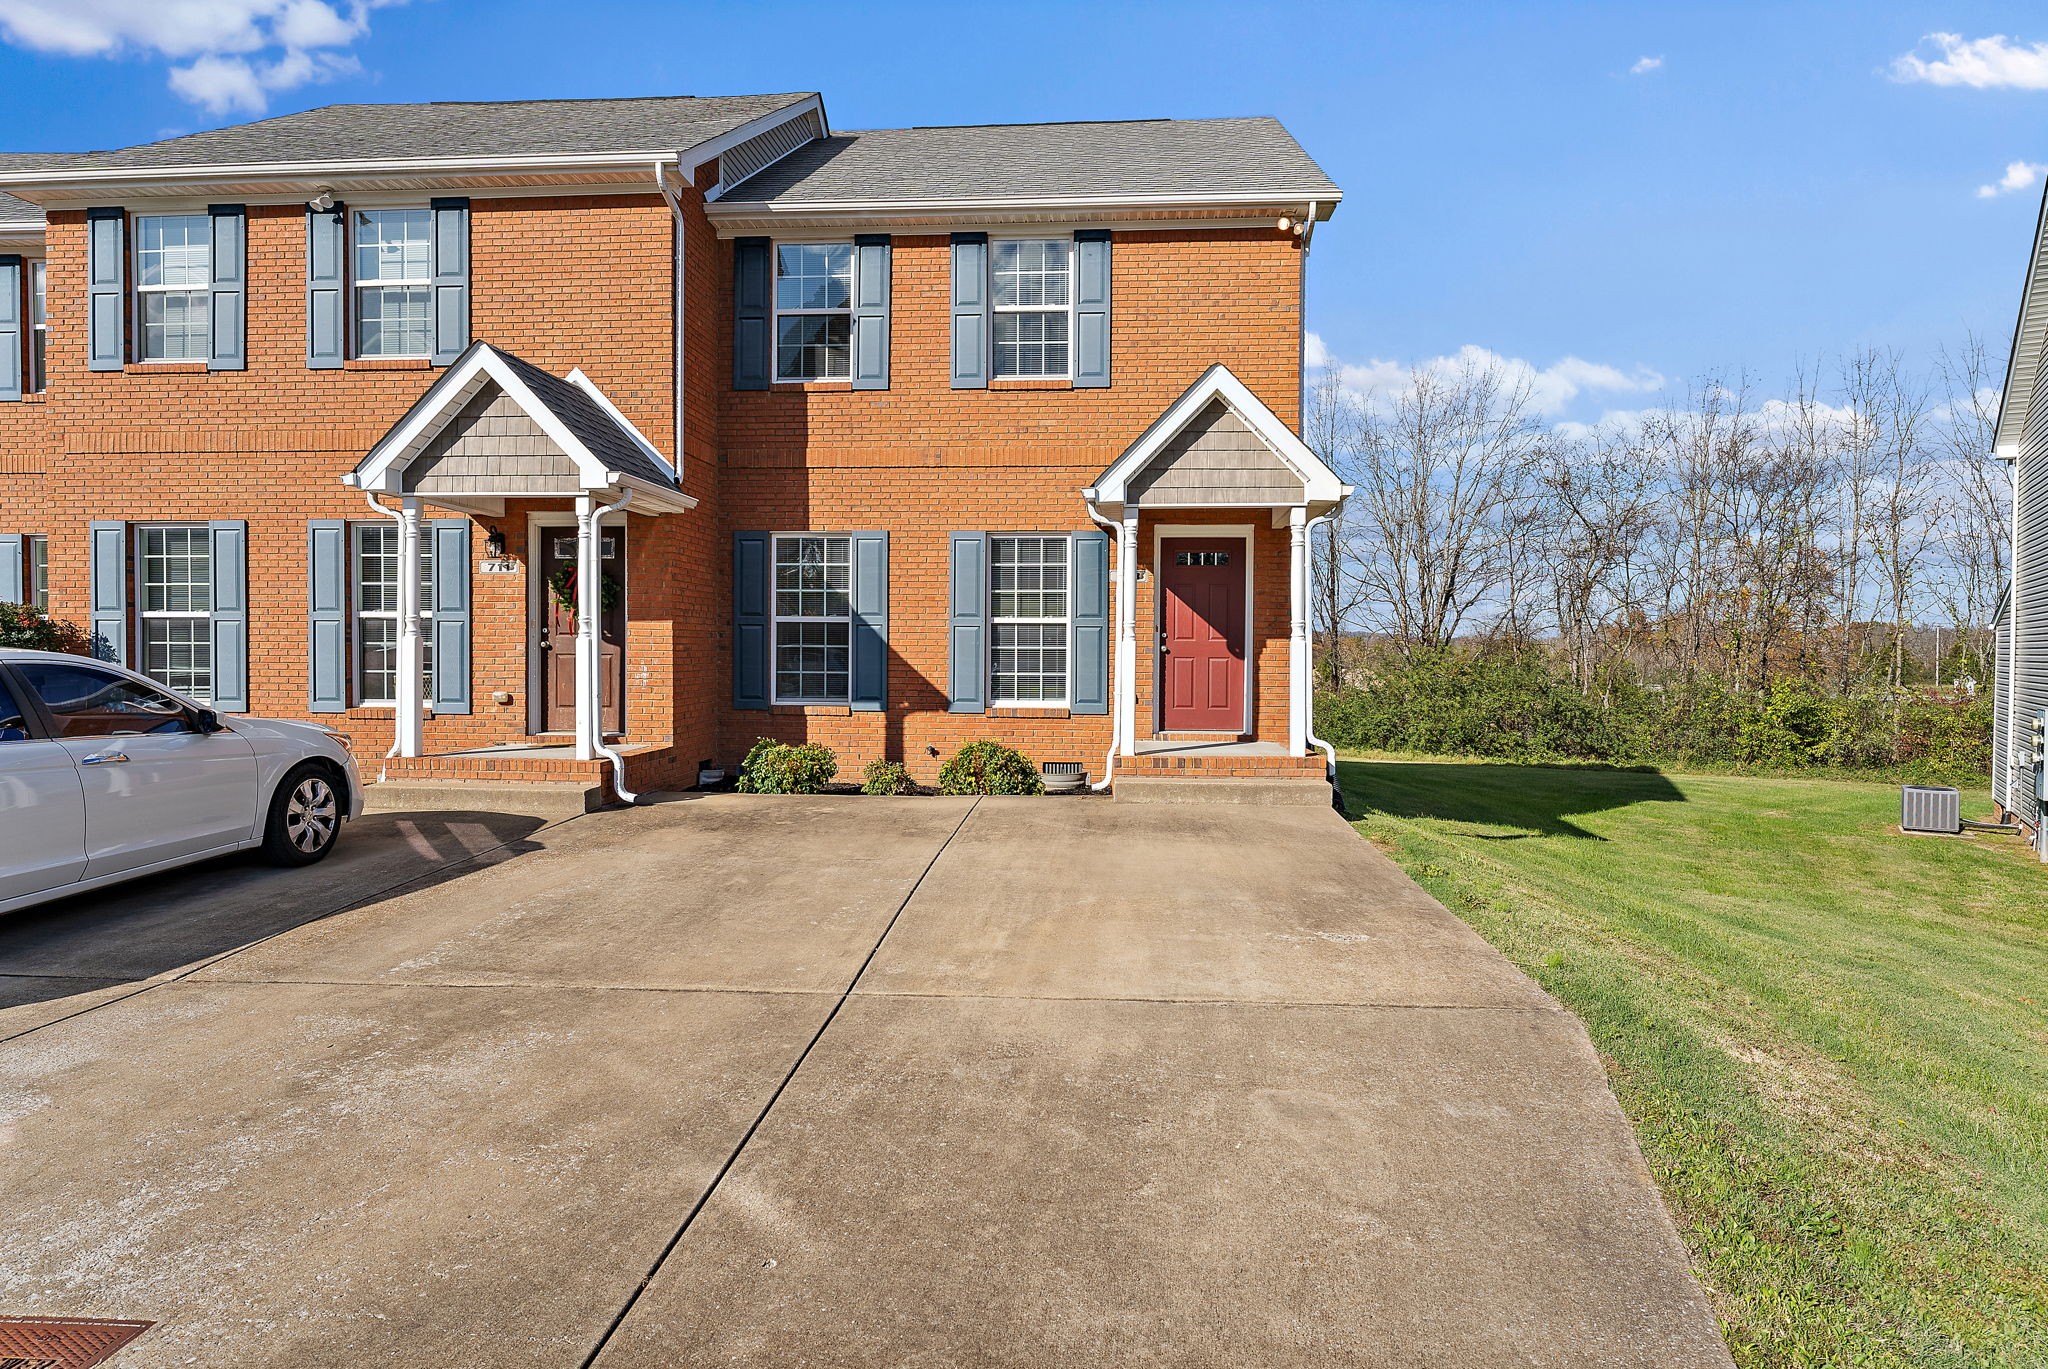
[0,92,1346,798]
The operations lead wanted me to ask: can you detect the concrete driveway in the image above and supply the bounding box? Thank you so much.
[0,793,1733,1368]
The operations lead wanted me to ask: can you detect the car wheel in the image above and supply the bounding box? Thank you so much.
[261,763,344,867]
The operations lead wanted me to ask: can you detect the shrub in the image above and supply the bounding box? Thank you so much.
[0,602,88,654]
[861,758,915,796]
[735,739,838,794]
[937,740,1044,795]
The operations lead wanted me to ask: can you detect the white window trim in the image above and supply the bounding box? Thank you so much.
[134,522,214,700]
[770,240,854,385]
[351,206,433,361]
[27,260,46,394]
[26,534,48,612]
[990,236,1075,382]
[988,532,1075,709]
[131,212,211,364]
[770,531,853,704]
[351,520,434,709]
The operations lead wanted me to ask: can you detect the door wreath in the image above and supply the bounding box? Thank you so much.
[548,565,623,617]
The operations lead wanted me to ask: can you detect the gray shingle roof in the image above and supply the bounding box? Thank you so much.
[720,117,1339,204]
[489,346,677,492]
[34,94,815,172]
[0,152,90,222]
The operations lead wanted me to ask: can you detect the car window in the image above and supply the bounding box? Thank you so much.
[0,675,33,743]
[13,661,194,739]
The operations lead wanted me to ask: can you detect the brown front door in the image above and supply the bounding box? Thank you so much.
[538,526,625,736]
[1159,536,1247,733]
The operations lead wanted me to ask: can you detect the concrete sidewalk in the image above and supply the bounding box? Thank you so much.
[0,794,1732,1367]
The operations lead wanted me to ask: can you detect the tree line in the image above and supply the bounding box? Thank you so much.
[1306,338,2010,700]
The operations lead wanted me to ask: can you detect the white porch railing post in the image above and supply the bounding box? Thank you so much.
[1288,504,1309,757]
[574,494,597,763]
[1116,512,1140,757]
[394,497,424,759]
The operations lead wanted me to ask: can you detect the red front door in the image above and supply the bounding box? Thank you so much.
[1159,537,1247,733]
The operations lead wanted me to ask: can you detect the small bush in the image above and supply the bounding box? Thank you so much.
[938,740,1044,795]
[735,739,838,794]
[861,758,915,796]
[0,602,88,655]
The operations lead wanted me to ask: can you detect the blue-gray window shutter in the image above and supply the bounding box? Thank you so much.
[950,233,988,389]
[851,234,890,391]
[1070,529,1110,714]
[307,520,347,713]
[430,519,471,714]
[732,237,771,391]
[849,530,889,710]
[948,532,987,713]
[89,521,127,663]
[208,520,248,712]
[207,205,246,372]
[732,531,770,708]
[1073,230,1111,389]
[0,533,21,602]
[428,197,470,366]
[0,254,20,402]
[86,209,125,372]
[306,204,345,370]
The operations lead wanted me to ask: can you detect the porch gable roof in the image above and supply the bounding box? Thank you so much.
[344,341,693,513]
[1085,364,1347,516]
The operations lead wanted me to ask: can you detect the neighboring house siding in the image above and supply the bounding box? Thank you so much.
[1128,398,1304,506]
[2007,354,2048,828]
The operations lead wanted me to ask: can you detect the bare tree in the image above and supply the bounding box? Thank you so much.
[1539,427,1660,693]
[1931,334,2010,680]
[1345,353,1549,653]
[1302,365,1368,686]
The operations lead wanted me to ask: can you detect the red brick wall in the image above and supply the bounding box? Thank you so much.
[712,225,1306,780]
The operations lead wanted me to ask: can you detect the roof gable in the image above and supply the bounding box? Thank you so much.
[347,343,692,512]
[1088,365,1346,514]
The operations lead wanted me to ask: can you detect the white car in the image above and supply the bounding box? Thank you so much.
[0,648,364,915]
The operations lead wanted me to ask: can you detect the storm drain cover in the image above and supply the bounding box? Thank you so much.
[0,1317,153,1368]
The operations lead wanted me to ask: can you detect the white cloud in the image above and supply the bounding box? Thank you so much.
[1629,55,1663,75]
[1308,335,1667,419]
[1976,160,2047,198]
[1890,32,2048,89]
[0,0,400,114]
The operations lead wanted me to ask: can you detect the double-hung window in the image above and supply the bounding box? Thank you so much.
[989,535,1070,705]
[772,534,851,702]
[134,215,211,362]
[773,243,853,382]
[353,522,435,705]
[991,239,1072,379]
[28,260,45,393]
[353,208,433,358]
[137,525,213,699]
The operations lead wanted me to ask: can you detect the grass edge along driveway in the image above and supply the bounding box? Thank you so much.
[1334,757,2048,1369]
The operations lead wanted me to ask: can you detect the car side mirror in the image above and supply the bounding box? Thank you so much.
[191,708,224,734]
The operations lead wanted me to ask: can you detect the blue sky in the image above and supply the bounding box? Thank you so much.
[1,1,2044,426]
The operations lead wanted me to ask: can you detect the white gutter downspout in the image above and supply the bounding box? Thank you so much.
[2007,451,2021,825]
[1085,499,1123,791]
[1297,201,1338,788]
[654,161,687,485]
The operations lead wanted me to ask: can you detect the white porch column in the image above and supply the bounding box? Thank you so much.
[394,497,425,758]
[1116,511,1140,757]
[574,493,598,762]
[1288,504,1309,757]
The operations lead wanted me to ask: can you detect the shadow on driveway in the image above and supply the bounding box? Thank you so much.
[0,808,551,1035]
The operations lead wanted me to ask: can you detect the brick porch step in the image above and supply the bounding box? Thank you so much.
[1112,776,1334,806]
[1114,753,1329,780]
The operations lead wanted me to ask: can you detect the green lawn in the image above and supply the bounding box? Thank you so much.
[1335,757,2048,1369]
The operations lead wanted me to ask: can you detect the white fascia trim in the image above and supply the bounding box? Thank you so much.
[1995,181,2048,454]
[708,188,1341,219]
[698,97,830,201]
[1091,363,1345,508]
[565,367,680,483]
